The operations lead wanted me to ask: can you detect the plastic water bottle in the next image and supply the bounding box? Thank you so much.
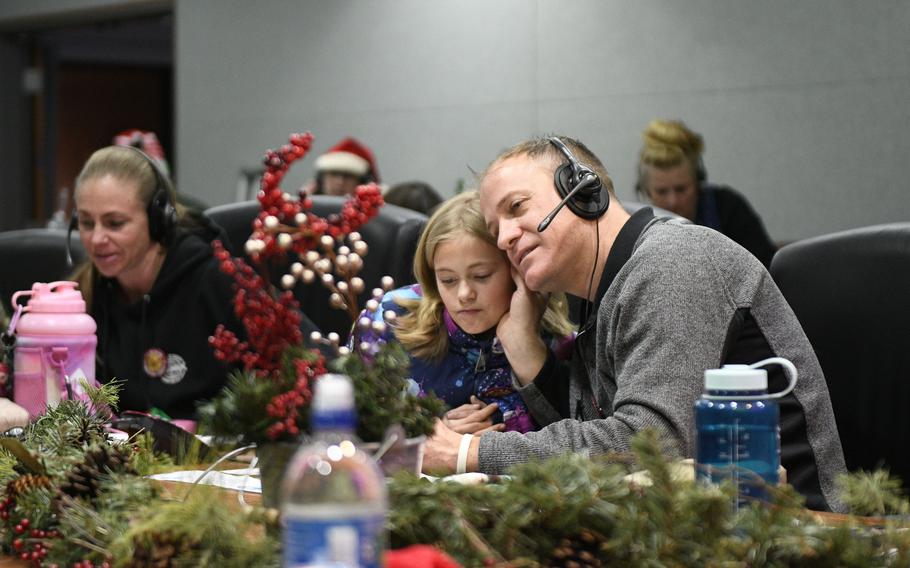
[281,373,387,567]
[694,357,797,506]
[11,281,98,418]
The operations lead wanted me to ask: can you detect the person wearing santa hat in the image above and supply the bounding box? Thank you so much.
[311,137,381,196]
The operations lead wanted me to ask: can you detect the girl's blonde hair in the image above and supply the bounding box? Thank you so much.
[71,146,183,310]
[394,190,575,361]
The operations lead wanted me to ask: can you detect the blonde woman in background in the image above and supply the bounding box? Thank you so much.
[637,119,777,266]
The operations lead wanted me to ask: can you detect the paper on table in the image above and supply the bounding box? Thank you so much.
[149,469,262,493]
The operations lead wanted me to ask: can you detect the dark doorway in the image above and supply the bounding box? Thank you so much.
[8,14,173,229]
[56,62,172,215]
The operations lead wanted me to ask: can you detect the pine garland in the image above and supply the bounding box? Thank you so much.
[5,387,910,566]
[388,430,910,567]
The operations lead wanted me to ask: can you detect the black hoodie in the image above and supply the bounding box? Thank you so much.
[93,228,243,420]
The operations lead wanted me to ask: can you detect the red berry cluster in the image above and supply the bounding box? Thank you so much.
[264,356,326,440]
[209,241,302,377]
[1,493,61,567]
[247,132,384,262]
[339,185,384,235]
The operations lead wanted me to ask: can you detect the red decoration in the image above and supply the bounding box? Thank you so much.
[208,132,387,441]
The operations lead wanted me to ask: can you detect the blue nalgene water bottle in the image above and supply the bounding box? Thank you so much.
[695,357,798,506]
[281,374,387,567]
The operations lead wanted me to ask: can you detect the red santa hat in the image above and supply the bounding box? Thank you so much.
[112,129,171,177]
[314,137,380,182]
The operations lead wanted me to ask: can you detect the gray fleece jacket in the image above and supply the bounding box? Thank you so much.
[478,211,847,512]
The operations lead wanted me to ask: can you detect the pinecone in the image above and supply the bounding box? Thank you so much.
[6,474,53,498]
[546,528,606,568]
[54,444,135,509]
[129,531,198,567]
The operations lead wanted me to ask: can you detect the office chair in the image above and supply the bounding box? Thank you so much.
[205,196,428,340]
[770,222,910,488]
[0,229,86,316]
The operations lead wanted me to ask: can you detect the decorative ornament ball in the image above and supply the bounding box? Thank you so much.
[295,212,307,225]
[302,269,315,284]
[353,241,368,256]
[264,215,279,230]
[366,299,379,312]
[244,239,263,255]
[305,251,320,263]
[310,331,323,342]
[338,245,351,256]
[277,233,292,248]
[371,321,386,334]
[381,276,394,290]
[320,235,334,249]
[383,310,397,322]
[280,274,295,289]
[351,277,365,293]
[327,332,340,344]
[290,262,304,276]
[358,316,371,330]
[322,273,334,285]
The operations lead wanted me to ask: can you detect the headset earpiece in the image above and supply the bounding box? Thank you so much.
[121,146,177,244]
[147,186,177,244]
[549,137,610,221]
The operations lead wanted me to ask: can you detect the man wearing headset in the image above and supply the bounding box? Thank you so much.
[422,135,846,512]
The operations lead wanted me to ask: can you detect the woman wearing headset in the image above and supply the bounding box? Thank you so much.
[72,146,262,421]
[637,119,777,267]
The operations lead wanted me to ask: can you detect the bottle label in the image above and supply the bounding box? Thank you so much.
[696,422,779,505]
[283,510,384,568]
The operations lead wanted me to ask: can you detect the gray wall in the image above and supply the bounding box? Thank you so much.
[176,0,910,243]
[3,1,908,242]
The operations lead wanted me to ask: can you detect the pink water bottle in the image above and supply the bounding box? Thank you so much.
[11,281,98,418]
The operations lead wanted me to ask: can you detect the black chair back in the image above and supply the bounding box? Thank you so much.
[0,229,86,316]
[770,222,910,486]
[205,197,428,339]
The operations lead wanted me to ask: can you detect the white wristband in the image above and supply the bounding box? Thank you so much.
[456,433,474,474]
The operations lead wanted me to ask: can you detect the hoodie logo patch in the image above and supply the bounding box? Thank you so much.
[143,348,167,378]
[161,354,188,385]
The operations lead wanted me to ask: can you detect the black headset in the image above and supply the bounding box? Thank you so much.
[537,137,610,232]
[67,146,177,265]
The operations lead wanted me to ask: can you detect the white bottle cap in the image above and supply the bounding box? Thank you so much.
[313,373,355,412]
[704,364,768,391]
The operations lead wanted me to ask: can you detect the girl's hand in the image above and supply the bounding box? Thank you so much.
[443,396,505,434]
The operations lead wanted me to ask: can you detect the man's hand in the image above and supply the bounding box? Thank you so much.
[0,398,28,432]
[497,267,549,385]
[443,396,505,434]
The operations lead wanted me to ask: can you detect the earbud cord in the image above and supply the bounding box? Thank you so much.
[575,220,604,418]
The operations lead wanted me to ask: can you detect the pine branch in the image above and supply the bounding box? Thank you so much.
[837,469,910,517]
